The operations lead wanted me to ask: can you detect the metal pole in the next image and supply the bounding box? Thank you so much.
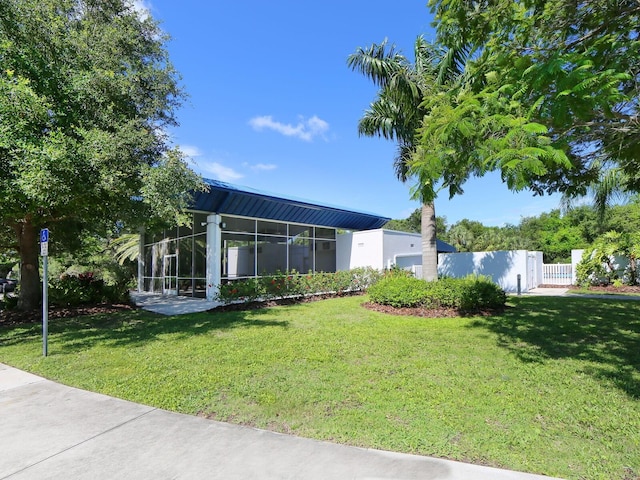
[517,273,521,296]
[43,255,48,357]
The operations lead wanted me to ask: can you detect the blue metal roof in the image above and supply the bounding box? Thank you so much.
[436,239,457,253]
[192,179,390,230]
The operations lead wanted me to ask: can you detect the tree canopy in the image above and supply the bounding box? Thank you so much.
[418,0,640,200]
[0,0,205,310]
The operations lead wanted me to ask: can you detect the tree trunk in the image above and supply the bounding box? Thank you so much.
[630,255,637,286]
[14,219,41,311]
[421,202,438,281]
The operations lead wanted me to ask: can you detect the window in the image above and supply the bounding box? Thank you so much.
[142,213,207,297]
[220,216,336,280]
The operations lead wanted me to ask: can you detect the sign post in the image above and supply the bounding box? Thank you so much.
[40,228,49,357]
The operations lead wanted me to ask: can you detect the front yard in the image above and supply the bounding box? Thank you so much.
[1,295,638,479]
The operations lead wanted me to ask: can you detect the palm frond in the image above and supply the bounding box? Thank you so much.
[109,233,141,265]
[393,143,414,182]
[347,39,408,87]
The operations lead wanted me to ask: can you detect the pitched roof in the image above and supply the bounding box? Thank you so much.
[192,179,390,230]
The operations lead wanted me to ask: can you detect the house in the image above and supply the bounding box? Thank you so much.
[138,180,459,300]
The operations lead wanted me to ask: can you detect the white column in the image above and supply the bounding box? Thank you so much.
[206,214,222,301]
[137,227,145,292]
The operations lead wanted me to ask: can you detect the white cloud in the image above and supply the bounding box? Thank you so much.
[242,162,277,172]
[127,0,151,20]
[248,115,329,141]
[179,145,203,159]
[200,162,244,182]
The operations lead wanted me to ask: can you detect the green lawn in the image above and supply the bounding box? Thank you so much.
[1,295,639,479]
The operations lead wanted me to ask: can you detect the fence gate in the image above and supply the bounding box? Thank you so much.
[542,263,572,285]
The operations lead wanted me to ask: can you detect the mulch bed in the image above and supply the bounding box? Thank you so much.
[361,302,502,317]
[361,302,461,317]
[571,285,640,294]
[209,291,363,313]
[0,303,135,327]
[5,284,636,327]
[212,293,500,317]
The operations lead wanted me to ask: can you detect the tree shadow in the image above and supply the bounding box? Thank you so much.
[468,296,640,398]
[439,250,519,291]
[0,306,289,354]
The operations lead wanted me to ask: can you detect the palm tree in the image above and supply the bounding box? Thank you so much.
[348,37,462,280]
[447,224,474,252]
[562,162,632,224]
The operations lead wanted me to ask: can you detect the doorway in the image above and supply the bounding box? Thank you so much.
[163,254,178,295]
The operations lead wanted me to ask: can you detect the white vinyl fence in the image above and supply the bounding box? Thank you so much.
[542,263,573,285]
[412,265,423,278]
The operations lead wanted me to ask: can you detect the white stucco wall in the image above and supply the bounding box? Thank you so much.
[337,230,545,292]
[336,229,385,270]
[337,229,425,271]
[438,250,534,293]
[382,230,422,269]
[571,249,584,285]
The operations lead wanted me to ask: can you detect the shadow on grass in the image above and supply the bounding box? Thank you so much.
[0,307,288,354]
[469,296,640,398]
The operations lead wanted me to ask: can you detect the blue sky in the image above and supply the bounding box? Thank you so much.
[142,0,563,227]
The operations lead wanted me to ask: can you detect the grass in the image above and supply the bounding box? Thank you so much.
[1,295,639,479]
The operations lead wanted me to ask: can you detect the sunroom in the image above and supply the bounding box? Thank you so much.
[138,180,389,301]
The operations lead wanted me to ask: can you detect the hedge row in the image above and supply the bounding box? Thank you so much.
[215,267,383,304]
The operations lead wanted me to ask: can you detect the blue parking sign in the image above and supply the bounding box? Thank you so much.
[40,228,49,243]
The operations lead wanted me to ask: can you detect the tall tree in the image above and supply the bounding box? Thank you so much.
[348,37,459,280]
[0,0,204,310]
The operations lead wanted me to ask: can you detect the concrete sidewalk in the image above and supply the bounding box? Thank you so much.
[525,288,569,296]
[129,291,218,315]
[0,364,562,480]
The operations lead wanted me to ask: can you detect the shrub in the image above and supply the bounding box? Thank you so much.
[367,275,430,307]
[48,271,129,307]
[576,231,640,286]
[0,291,19,311]
[368,274,506,311]
[451,275,507,311]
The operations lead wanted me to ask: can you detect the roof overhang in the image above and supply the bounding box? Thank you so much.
[191,179,390,230]
[436,239,457,253]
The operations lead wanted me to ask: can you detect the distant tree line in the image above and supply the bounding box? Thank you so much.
[385,197,640,263]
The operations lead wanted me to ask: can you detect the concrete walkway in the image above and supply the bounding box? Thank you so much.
[524,287,640,301]
[130,291,219,315]
[0,364,562,480]
[524,287,569,296]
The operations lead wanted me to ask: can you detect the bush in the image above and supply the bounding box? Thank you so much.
[48,272,129,307]
[576,251,611,287]
[445,275,507,310]
[368,275,430,307]
[368,274,506,311]
[0,292,19,311]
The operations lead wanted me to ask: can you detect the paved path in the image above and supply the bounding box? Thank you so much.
[129,291,219,315]
[0,364,562,480]
[525,288,569,296]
